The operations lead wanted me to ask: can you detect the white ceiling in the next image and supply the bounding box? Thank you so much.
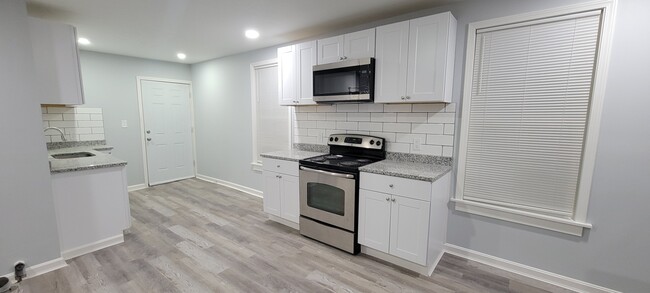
[26,0,457,64]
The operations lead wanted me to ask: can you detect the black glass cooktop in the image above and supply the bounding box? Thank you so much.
[299,154,382,173]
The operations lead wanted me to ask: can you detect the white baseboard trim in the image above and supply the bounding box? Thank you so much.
[127,183,148,192]
[444,244,620,293]
[196,174,263,198]
[61,234,124,260]
[1,257,67,281]
[361,246,432,276]
[268,214,299,230]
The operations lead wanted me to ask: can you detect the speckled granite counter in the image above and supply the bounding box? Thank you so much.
[49,145,127,174]
[260,150,324,162]
[359,160,452,182]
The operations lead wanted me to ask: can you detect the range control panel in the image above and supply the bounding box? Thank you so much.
[327,134,384,150]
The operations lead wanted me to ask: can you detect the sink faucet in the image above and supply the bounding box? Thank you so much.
[43,127,67,142]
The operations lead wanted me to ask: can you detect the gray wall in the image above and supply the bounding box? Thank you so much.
[0,0,61,276]
[191,48,276,191]
[79,51,192,186]
[445,0,650,292]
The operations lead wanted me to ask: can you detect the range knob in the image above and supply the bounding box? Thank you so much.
[334,137,339,142]
[329,137,334,142]
[370,140,375,145]
[376,141,382,147]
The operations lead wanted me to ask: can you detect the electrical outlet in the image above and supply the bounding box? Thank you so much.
[413,137,422,151]
[121,120,128,128]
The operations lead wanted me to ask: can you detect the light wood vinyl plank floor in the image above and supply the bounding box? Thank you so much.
[17,178,574,293]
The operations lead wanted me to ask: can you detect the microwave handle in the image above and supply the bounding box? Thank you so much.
[299,166,355,179]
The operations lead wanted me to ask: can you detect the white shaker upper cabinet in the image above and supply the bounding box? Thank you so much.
[317,28,375,64]
[29,17,85,105]
[296,41,317,105]
[277,45,297,105]
[375,12,456,103]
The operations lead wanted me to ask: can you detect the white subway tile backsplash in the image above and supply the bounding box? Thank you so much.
[370,112,397,122]
[42,107,105,142]
[428,112,455,124]
[336,104,359,112]
[291,103,455,156]
[383,123,411,133]
[412,103,445,113]
[308,112,327,120]
[442,146,454,157]
[426,134,454,146]
[316,121,336,129]
[358,103,384,112]
[347,113,370,121]
[396,133,426,144]
[296,120,317,128]
[358,122,383,132]
[412,123,444,134]
[317,105,337,112]
[386,142,410,152]
[326,113,347,121]
[384,104,412,112]
[42,114,63,121]
[444,124,455,135]
[63,113,90,121]
[336,121,358,130]
[397,113,427,123]
[412,144,443,156]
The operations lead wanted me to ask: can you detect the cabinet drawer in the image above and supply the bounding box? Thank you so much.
[263,158,299,176]
[360,172,431,201]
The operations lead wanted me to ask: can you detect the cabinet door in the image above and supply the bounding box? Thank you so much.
[344,28,376,60]
[296,41,317,105]
[279,175,300,223]
[389,195,430,265]
[277,45,297,105]
[375,21,409,103]
[29,17,84,105]
[317,35,345,64]
[358,189,391,253]
[263,171,282,217]
[406,13,452,102]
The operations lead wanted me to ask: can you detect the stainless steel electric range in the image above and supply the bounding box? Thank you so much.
[298,134,385,254]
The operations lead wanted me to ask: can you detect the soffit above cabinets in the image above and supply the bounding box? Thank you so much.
[26,0,460,64]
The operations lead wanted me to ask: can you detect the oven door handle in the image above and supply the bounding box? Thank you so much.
[299,166,356,179]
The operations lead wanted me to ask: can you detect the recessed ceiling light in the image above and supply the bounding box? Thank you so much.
[245,29,260,39]
[177,53,187,60]
[77,37,91,45]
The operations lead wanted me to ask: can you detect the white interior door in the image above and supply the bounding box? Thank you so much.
[141,80,194,185]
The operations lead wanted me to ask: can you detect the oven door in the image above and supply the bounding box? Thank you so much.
[299,166,356,231]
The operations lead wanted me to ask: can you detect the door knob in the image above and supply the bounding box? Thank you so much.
[389,184,394,188]
[385,197,390,201]
[146,130,151,134]
[391,198,396,202]
[146,138,152,141]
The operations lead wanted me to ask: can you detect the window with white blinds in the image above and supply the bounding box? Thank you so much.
[456,8,608,234]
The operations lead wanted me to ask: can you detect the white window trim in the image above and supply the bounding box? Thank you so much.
[249,58,292,172]
[454,0,617,236]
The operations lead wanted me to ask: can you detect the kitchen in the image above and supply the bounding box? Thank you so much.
[0,0,650,292]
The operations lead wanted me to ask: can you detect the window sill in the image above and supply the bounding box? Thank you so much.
[450,198,592,236]
[251,162,263,173]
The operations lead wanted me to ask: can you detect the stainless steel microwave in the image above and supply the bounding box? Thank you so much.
[312,58,375,103]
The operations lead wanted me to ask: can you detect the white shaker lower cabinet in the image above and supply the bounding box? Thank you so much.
[51,166,130,260]
[262,158,300,229]
[359,172,451,274]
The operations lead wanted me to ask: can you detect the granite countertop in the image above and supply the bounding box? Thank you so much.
[48,145,127,174]
[260,150,325,162]
[359,160,452,182]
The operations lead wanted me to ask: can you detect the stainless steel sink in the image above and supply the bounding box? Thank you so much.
[51,152,96,159]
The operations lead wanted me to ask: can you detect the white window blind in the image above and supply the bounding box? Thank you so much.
[461,11,602,218]
[254,64,291,163]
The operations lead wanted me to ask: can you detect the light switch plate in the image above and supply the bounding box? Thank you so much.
[121,120,128,128]
[413,137,422,151]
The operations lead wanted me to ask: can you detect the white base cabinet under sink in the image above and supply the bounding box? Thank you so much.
[359,172,451,274]
[262,158,300,229]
